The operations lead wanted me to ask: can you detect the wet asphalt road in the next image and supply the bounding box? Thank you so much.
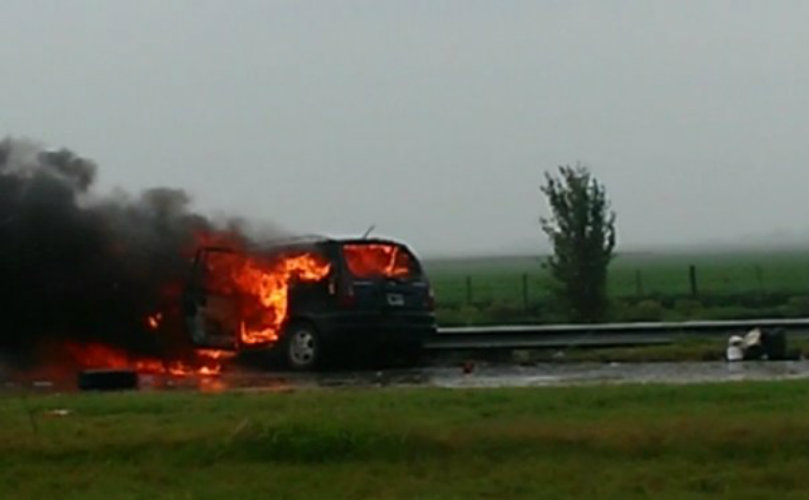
[6,360,809,393]
[137,360,809,392]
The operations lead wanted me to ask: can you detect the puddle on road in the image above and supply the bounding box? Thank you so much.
[177,360,809,391]
[429,361,809,388]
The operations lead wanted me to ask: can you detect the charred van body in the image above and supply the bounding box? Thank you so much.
[182,236,437,370]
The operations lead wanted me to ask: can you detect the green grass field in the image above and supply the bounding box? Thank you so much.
[5,381,809,499]
[423,249,809,324]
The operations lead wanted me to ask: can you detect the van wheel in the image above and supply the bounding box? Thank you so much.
[283,322,321,371]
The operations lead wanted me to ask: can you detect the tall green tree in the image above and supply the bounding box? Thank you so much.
[540,164,616,322]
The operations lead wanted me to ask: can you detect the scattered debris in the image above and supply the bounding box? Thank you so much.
[228,417,250,441]
[43,408,71,417]
[726,335,744,362]
[726,328,790,362]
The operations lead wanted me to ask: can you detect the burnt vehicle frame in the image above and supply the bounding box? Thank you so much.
[182,235,437,369]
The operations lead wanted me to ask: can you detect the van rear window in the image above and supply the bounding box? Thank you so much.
[342,244,417,278]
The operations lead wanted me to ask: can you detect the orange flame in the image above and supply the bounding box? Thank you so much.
[205,250,331,345]
[146,312,163,330]
[65,342,226,376]
[342,243,413,278]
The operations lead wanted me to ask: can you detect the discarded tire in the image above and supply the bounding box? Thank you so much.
[77,369,138,391]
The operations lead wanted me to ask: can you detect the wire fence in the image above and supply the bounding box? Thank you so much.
[431,264,809,310]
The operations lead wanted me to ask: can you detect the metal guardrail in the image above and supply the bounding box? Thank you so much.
[426,318,809,350]
[437,318,809,335]
[425,333,674,350]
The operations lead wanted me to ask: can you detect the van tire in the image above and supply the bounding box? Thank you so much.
[282,321,321,371]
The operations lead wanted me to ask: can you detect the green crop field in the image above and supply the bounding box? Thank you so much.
[5,381,809,499]
[423,249,809,324]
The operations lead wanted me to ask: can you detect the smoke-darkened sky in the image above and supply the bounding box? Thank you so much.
[2,1,807,255]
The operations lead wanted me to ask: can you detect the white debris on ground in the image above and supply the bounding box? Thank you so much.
[726,327,790,362]
[726,335,745,362]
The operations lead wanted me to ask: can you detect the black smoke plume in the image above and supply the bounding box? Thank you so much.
[0,137,239,367]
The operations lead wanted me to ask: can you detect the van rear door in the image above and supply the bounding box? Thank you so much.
[340,242,432,311]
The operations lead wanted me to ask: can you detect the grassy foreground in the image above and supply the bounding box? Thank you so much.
[4,382,809,499]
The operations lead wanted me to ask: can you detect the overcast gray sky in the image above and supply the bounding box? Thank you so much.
[2,1,807,256]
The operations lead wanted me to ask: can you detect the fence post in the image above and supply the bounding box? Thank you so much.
[689,265,698,297]
[522,273,529,311]
[465,275,472,305]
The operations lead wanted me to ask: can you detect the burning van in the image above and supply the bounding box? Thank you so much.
[182,236,437,369]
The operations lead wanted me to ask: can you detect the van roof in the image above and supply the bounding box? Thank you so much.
[246,235,411,252]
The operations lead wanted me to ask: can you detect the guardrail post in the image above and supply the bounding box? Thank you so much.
[689,265,698,297]
[754,265,764,296]
[522,273,529,311]
[635,269,644,296]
